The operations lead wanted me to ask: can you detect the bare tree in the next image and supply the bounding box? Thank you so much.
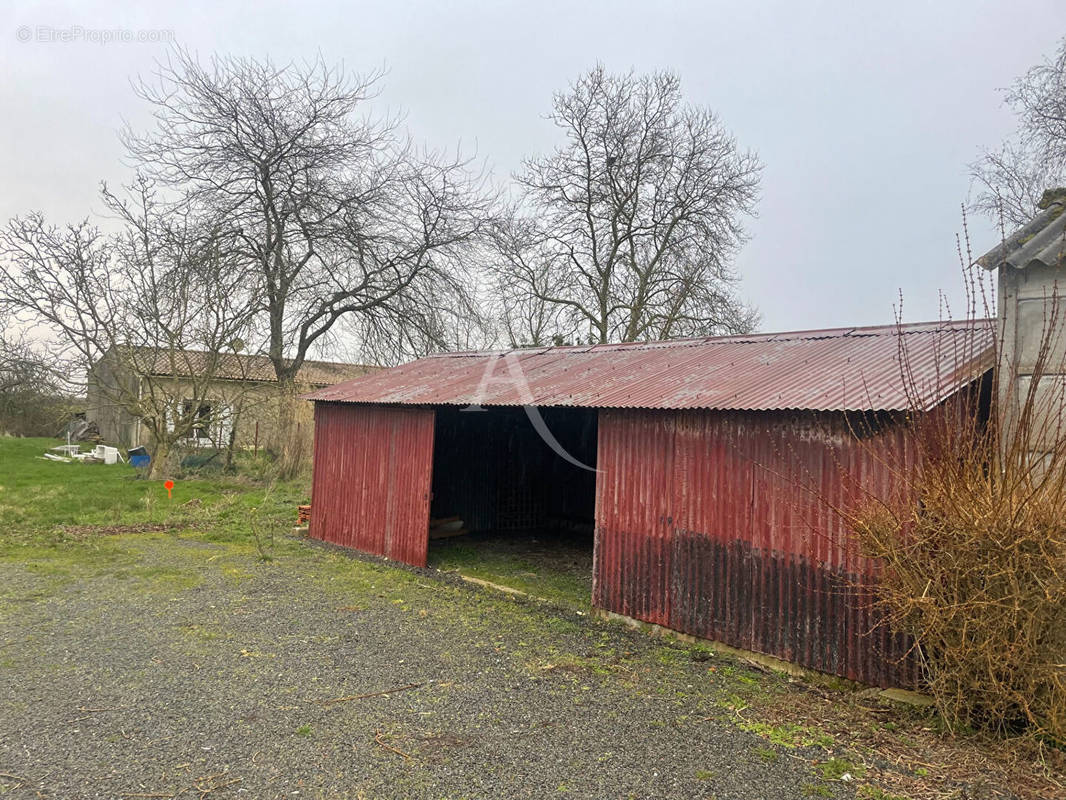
[972,37,1066,227]
[122,51,495,471]
[0,179,258,477]
[0,314,74,436]
[491,66,761,345]
[491,230,582,347]
[337,253,492,362]
[496,278,581,348]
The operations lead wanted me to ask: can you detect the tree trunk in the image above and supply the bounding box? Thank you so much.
[223,411,240,472]
[148,437,171,480]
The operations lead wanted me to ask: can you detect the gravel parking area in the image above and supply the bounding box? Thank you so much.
[0,533,852,800]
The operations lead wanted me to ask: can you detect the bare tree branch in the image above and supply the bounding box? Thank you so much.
[490,65,760,345]
[123,49,496,376]
[0,178,258,476]
[0,313,74,436]
[971,37,1066,227]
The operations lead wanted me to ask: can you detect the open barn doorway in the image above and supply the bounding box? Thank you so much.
[427,405,598,607]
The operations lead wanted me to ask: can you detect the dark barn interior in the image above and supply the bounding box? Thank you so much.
[428,405,598,569]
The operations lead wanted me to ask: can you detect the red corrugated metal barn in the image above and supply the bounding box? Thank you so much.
[305,320,994,688]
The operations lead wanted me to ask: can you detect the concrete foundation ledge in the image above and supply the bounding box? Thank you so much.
[442,573,934,707]
[592,608,934,707]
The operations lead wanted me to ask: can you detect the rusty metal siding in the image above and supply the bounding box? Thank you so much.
[594,408,918,688]
[309,403,434,567]
[593,410,676,626]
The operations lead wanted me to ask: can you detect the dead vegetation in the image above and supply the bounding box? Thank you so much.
[845,245,1066,746]
[746,673,1066,800]
[849,406,1066,742]
[58,523,181,538]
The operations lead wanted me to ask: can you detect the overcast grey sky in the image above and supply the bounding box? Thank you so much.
[2,0,1063,334]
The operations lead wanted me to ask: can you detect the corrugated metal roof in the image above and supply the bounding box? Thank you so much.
[306,320,994,413]
[976,194,1066,272]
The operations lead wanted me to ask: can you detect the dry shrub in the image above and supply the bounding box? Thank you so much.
[848,251,1066,741]
[272,384,315,481]
[851,403,1066,740]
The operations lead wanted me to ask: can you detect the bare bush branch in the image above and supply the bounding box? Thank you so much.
[845,217,1066,741]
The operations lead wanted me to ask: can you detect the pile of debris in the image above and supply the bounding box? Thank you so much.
[41,444,124,464]
[297,505,312,525]
[63,417,101,444]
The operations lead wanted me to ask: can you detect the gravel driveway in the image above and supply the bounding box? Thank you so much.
[0,533,850,799]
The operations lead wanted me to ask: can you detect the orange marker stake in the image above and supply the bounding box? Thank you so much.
[164,479,174,499]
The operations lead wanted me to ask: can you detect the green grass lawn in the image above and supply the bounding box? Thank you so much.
[0,437,307,553]
[0,437,1058,800]
[0,437,594,606]
[429,530,594,610]
[0,438,594,608]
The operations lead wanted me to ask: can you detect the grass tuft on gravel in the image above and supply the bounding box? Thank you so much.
[1,436,1063,799]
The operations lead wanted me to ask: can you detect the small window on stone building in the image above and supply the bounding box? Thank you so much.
[182,400,213,442]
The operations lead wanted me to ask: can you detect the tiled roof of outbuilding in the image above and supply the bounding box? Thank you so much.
[121,347,375,387]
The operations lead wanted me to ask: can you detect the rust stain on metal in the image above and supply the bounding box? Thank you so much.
[305,320,992,414]
[593,408,918,689]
